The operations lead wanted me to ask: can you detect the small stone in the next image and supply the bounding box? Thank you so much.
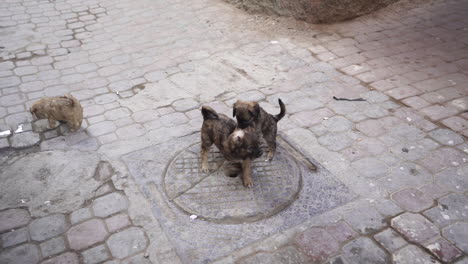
[342,237,390,264]
[40,236,67,257]
[325,221,358,243]
[41,252,80,264]
[272,246,308,264]
[29,214,69,241]
[425,237,463,262]
[343,206,386,234]
[106,227,148,259]
[92,192,128,218]
[9,131,40,148]
[172,98,199,112]
[70,207,92,224]
[105,214,130,233]
[1,228,29,247]
[66,219,108,250]
[391,187,433,212]
[442,222,468,253]
[429,128,464,146]
[294,228,340,262]
[374,229,407,253]
[391,213,439,244]
[423,193,468,227]
[0,244,40,264]
[402,148,408,153]
[32,119,52,133]
[82,244,110,264]
[393,245,440,264]
[0,209,30,232]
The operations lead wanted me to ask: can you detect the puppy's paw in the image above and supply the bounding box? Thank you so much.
[243,179,253,188]
[265,152,274,162]
[201,164,210,173]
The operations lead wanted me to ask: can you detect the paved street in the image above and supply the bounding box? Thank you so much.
[0,0,467,263]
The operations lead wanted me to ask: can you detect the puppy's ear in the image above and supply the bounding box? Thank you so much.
[233,101,238,117]
[249,103,260,118]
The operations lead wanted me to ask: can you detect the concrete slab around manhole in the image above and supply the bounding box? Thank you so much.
[165,143,301,223]
[122,133,356,263]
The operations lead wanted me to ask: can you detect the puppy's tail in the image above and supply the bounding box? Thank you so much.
[273,98,286,122]
[201,106,219,120]
[61,94,80,107]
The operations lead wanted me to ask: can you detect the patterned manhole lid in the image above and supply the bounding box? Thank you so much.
[164,143,302,223]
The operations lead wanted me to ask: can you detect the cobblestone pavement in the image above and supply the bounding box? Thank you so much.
[0,0,467,263]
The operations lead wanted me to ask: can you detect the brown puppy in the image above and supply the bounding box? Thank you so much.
[30,94,83,132]
[233,98,286,161]
[200,106,263,187]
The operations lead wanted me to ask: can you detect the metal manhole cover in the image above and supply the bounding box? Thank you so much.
[164,143,301,223]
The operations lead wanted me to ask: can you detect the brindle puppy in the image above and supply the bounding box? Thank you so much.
[200,106,263,188]
[233,98,286,161]
[30,94,83,132]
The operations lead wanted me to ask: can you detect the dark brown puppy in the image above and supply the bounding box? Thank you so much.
[233,98,285,161]
[30,94,83,132]
[201,106,263,187]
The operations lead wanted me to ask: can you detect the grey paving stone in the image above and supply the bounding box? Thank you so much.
[104,108,132,121]
[0,208,30,232]
[455,257,468,264]
[159,112,189,127]
[106,227,148,259]
[435,166,468,193]
[374,228,407,253]
[420,105,459,121]
[41,252,80,264]
[271,246,308,264]
[391,213,439,244]
[342,206,386,234]
[1,227,29,247]
[374,199,404,218]
[342,237,390,264]
[393,245,440,264]
[325,221,358,243]
[294,228,340,263]
[356,119,386,137]
[321,116,353,132]
[318,132,353,151]
[82,244,110,264]
[95,183,114,197]
[390,138,440,161]
[116,124,145,139]
[428,128,464,146]
[9,131,40,148]
[424,193,468,227]
[442,116,468,132]
[29,214,69,242]
[172,98,199,112]
[402,96,430,110]
[424,237,463,262]
[323,255,351,264]
[351,157,388,179]
[391,187,434,213]
[387,85,421,100]
[92,192,129,218]
[237,252,280,264]
[419,147,467,173]
[290,108,334,127]
[66,219,108,250]
[70,207,92,224]
[87,121,117,137]
[40,236,67,257]
[105,213,130,233]
[418,183,450,200]
[121,253,153,264]
[0,243,40,264]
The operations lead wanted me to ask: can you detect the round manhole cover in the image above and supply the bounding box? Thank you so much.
[164,143,302,223]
